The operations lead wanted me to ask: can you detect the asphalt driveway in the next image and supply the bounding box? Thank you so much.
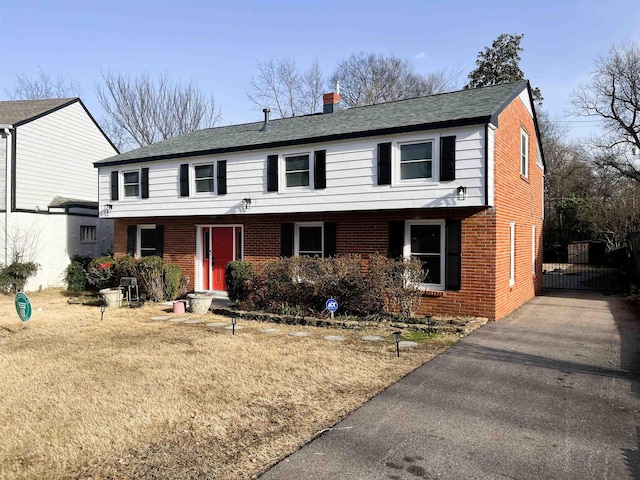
[259,291,640,479]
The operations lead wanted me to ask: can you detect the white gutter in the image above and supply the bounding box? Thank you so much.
[1,125,12,265]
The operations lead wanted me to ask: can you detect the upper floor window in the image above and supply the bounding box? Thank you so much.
[195,164,214,193]
[123,171,140,198]
[406,220,445,288]
[520,129,529,177]
[400,141,433,180]
[285,154,310,188]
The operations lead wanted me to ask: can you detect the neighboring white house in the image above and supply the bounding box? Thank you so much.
[0,98,118,290]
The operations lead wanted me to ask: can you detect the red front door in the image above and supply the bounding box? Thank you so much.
[201,226,239,291]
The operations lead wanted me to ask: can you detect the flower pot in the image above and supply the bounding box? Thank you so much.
[100,287,123,308]
[187,293,214,314]
[173,300,186,314]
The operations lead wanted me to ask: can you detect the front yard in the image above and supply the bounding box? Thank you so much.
[0,290,466,479]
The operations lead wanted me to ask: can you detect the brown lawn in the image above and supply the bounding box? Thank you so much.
[0,290,462,480]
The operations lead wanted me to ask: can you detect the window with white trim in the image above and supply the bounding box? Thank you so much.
[123,171,140,198]
[80,225,96,242]
[194,163,215,193]
[406,220,445,288]
[295,222,323,257]
[138,225,158,257]
[399,141,433,181]
[285,154,311,188]
[510,222,516,286]
[520,129,529,177]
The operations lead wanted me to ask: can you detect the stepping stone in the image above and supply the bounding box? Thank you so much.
[260,328,280,334]
[361,335,384,342]
[150,315,171,321]
[289,331,310,337]
[169,317,188,323]
[324,335,345,342]
[184,319,204,324]
[206,322,227,328]
[224,325,244,330]
[398,340,419,348]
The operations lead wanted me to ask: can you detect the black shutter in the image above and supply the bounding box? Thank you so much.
[267,155,278,192]
[314,150,326,190]
[445,220,462,290]
[110,171,119,201]
[281,223,294,257]
[324,222,336,258]
[141,168,149,199]
[378,142,392,185]
[155,225,165,258]
[440,136,456,182]
[126,225,136,256]
[217,160,227,195]
[179,164,189,197]
[388,220,405,259]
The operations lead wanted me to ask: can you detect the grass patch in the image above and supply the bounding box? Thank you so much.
[0,289,472,479]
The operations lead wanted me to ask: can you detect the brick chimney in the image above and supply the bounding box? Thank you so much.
[323,92,340,114]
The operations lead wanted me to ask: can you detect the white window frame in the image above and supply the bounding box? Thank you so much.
[80,225,96,243]
[122,169,141,199]
[404,220,445,290]
[282,152,313,191]
[520,128,529,177]
[395,139,436,185]
[191,161,216,196]
[294,222,324,257]
[137,224,157,258]
[510,222,516,287]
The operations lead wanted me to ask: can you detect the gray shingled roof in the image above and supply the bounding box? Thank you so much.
[0,98,77,126]
[95,81,529,167]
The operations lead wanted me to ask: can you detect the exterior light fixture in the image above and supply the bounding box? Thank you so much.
[100,304,106,321]
[104,204,113,214]
[231,314,237,335]
[457,186,466,201]
[393,331,402,357]
[241,198,252,210]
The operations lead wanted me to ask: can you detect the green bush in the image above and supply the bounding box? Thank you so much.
[225,261,253,303]
[0,261,39,293]
[136,256,188,302]
[87,256,116,290]
[65,255,92,291]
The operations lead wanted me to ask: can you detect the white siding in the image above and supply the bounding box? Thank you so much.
[99,125,488,218]
[0,134,6,210]
[15,101,117,210]
[486,124,496,206]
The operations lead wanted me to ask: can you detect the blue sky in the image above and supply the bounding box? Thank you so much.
[2,0,639,139]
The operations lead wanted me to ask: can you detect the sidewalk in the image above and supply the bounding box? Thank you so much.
[259,291,640,479]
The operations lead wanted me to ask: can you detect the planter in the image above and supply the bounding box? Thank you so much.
[100,287,123,308]
[187,293,214,314]
[173,300,186,314]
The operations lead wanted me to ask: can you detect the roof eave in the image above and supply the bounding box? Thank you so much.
[94,115,493,168]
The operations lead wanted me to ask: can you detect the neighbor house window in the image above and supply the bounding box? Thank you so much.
[285,154,310,188]
[80,225,96,242]
[194,163,215,193]
[123,171,140,197]
[406,220,445,287]
[532,225,536,276]
[138,225,157,257]
[400,141,433,180]
[520,129,529,177]
[510,222,516,286]
[295,223,323,257]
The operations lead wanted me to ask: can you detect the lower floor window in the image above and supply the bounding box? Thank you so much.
[80,225,96,242]
[296,223,323,257]
[138,225,158,257]
[406,221,444,287]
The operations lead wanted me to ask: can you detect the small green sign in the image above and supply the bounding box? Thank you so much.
[15,292,32,322]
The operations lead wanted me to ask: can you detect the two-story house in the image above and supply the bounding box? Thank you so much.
[94,80,544,320]
[0,98,118,290]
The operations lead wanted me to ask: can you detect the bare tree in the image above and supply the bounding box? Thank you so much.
[573,41,640,183]
[8,67,82,100]
[96,72,220,151]
[330,53,457,107]
[247,57,324,118]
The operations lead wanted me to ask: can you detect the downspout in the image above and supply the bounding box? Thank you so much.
[1,125,12,265]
